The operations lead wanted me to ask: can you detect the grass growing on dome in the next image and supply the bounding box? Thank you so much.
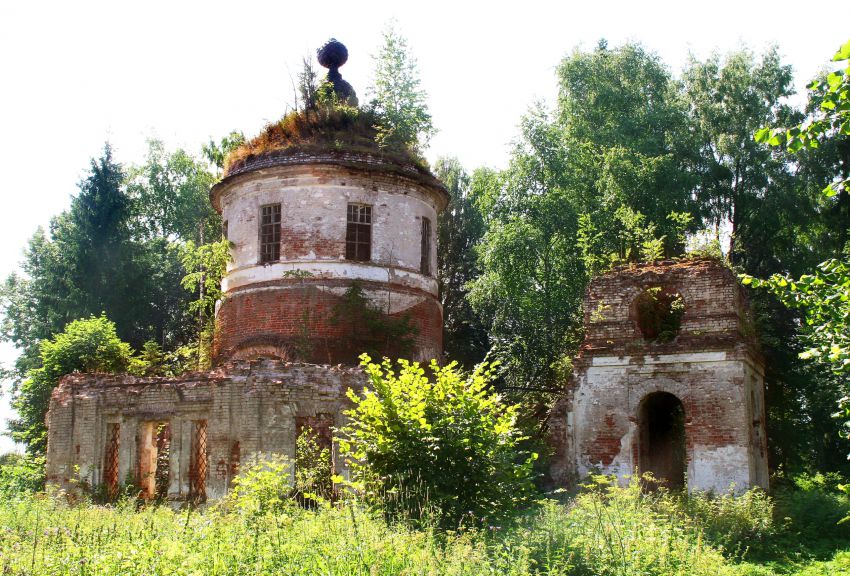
[224,103,427,177]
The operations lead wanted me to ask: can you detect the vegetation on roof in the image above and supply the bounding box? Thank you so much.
[223,102,428,177]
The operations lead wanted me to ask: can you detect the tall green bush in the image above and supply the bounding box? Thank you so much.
[338,355,537,528]
[10,315,136,453]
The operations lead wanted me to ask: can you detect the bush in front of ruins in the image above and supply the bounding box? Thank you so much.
[0,453,45,498]
[10,315,136,454]
[337,354,538,529]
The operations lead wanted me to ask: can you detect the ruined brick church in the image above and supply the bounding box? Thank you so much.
[45,40,768,501]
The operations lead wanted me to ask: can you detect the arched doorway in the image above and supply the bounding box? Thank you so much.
[638,392,686,489]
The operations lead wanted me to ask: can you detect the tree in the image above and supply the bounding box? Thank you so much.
[1,145,196,374]
[747,40,849,358]
[684,47,801,266]
[469,43,695,395]
[180,239,231,369]
[126,139,220,244]
[468,106,586,395]
[202,130,246,175]
[338,355,537,528]
[368,22,435,154]
[745,40,850,464]
[9,315,135,454]
[433,157,488,368]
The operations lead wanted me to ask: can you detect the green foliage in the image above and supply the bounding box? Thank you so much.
[433,157,488,367]
[669,486,775,558]
[10,315,135,453]
[0,453,45,499]
[744,43,850,466]
[777,473,850,550]
[536,476,733,575]
[338,355,537,529]
[180,239,231,369]
[1,141,225,415]
[744,259,850,374]
[296,56,320,111]
[684,46,799,265]
[3,476,850,575]
[225,432,332,516]
[634,287,685,343]
[756,40,850,198]
[328,283,417,362]
[369,22,435,154]
[202,130,246,174]
[468,42,699,396]
[294,428,333,505]
[126,139,220,244]
[224,453,293,516]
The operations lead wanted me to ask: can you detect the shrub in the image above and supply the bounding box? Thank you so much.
[772,473,850,556]
[0,453,45,498]
[338,355,537,529]
[672,486,775,558]
[224,453,293,516]
[294,427,333,505]
[508,475,735,576]
[10,315,135,453]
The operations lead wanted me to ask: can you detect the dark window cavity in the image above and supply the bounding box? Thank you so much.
[346,204,372,261]
[420,217,431,275]
[259,204,281,263]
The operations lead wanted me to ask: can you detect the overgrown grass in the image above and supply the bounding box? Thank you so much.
[224,105,427,177]
[1,472,848,575]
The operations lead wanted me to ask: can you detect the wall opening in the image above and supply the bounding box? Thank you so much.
[138,421,171,500]
[295,415,334,505]
[638,392,686,490]
[102,423,120,500]
[189,420,208,502]
[634,287,684,343]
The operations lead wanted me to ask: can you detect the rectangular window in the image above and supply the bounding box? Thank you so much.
[103,423,120,500]
[189,420,208,501]
[259,204,281,263]
[222,220,228,241]
[420,217,431,275]
[346,204,372,261]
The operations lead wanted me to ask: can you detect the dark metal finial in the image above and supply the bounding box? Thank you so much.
[317,38,348,70]
[316,38,357,106]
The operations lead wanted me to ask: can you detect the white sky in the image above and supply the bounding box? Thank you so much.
[1,0,848,453]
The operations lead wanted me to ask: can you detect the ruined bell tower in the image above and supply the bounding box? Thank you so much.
[549,259,769,492]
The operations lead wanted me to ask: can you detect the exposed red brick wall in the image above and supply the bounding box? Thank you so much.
[278,224,342,260]
[213,279,442,365]
[580,259,758,358]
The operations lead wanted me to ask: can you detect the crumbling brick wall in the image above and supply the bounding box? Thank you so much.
[213,279,442,365]
[45,360,365,501]
[549,259,768,492]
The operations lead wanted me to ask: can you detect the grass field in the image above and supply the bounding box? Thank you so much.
[1,474,848,575]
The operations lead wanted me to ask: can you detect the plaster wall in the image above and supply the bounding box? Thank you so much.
[218,165,439,294]
[570,351,758,492]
